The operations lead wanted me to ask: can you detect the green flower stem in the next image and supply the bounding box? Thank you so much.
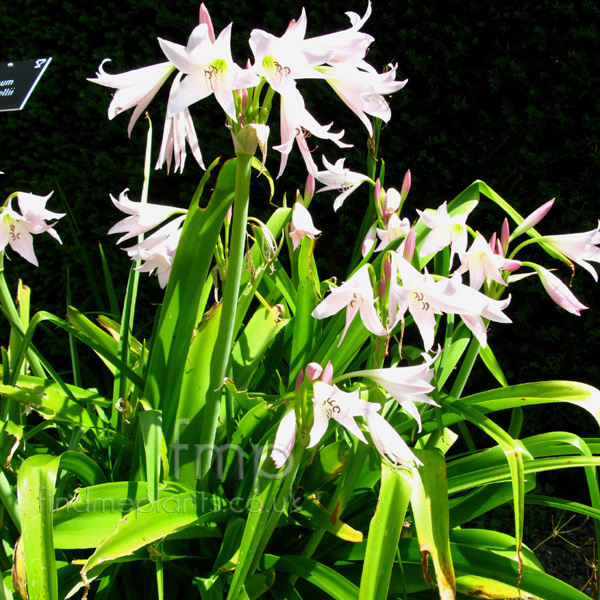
[197,152,253,489]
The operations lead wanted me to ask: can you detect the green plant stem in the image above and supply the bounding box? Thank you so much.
[198,153,253,489]
[0,255,44,378]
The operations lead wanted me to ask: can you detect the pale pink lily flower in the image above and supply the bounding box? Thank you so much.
[390,256,486,351]
[344,356,436,432]
[317,63,407,137]
[16,192,65,241]
[381,187,401,226]
[441,275,512,347]
[309,381,379,448]
[156,73,205,173]
[539,222,600,281]
[88,60,175,137]
[275,83,350,178]
[534,264,588,316]
[375,213,411,252]
[159,19,259,120]
[454,234,508,290]
[290,202,321,250]
[125,215,185,288]
[249,10,333,94]
[316,156,374,211]
[0,193,64,266]
[108,190,185,244]
[302,1,375,70]
[417,201,475,264]
[365,413,423,469]
[312,264,387,344]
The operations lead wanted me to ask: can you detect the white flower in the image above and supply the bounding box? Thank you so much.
[316,156,374,211]
[312,264,386,344]
[108,190,185,244]
[345,356,436,432]
[159,19,259,120]
[290,202,321,250]
[0,192,64,266]
[88,60,175,137]
[365,413,422,469]
[125,215,185,288]
[417,201,476,264]
[155,73,205,173]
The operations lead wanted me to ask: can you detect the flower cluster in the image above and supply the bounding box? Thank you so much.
[89,2,406,183]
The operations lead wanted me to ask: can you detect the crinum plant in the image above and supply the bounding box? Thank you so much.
[0,3,599,600]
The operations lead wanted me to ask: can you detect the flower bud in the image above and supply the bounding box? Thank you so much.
[305,362,323,381]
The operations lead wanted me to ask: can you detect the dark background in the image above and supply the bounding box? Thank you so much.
[1,0,599,435]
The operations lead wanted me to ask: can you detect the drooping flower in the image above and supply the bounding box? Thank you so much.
[88,60,175,137]
[344,356,436,432]
[317,63,407,137]
[108,190,185,244]
[302,1,375,70]
[417,201,476,264]
[155,73,205,173]
[534,264,588,316]
[274,84,349,177]
[0,192,64,266]
[312,264,386,344]
[125,215,185,288]
[316,156,374,211]
[539,223,600,281]
[365,412,423,468]
[441,275,512,347]
[159,17,259,120]
[290,202,321,250]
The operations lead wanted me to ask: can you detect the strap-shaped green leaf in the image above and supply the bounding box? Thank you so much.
[359,464,413,600]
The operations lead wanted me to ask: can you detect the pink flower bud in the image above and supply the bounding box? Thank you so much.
[321,361,334,385]
[304,174,315,204]
[501,218,510,255]
[502,259,522,272]
[496,238,504,256]
[512,199,554,239]
[305,362,323,381]
[489,232,497,253]
[374,179,382,212]
[400,169,411,203]
[537,265,587,316]
[402,227,416,262]
[362,222,377,257]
